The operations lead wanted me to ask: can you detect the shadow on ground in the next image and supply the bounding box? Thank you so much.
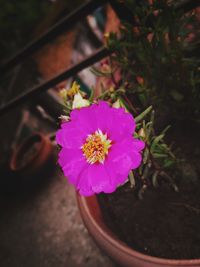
[0,160,116,267]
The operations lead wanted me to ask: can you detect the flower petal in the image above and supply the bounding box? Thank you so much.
[132,139,145,152]
[56,123,86,149]
[93,101,136,141]
[87,164,116,194]
[77,165,94,196]
[71,101,136,141]
[56,100,145,196]
[70,106,97,134]
[107,137,143,176]
[104,159,128,187]
[58,148,87,186]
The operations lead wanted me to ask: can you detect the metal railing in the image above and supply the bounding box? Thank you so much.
[0,0,199,117]
[0,0,108,74]
[0,0,111,116]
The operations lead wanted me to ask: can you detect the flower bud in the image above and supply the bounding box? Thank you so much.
[109,86,115,93]
[112,98,129,113]
[59,115,70,122]
[138,128,146,139]
[104,32,110,39]
[112,99,121,108]
[59,88,67,100]
[72,92,90,109]
[136,76,144,85]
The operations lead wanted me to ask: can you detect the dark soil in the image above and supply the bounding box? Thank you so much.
[98,120,200,259]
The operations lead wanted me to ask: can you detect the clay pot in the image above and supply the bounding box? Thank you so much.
[10,132,54,177]
[77,193,200,267]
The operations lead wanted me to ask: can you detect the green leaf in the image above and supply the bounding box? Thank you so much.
[143,148,149,164]
[89,89,94,102]
[152,171,159,187]
[152,153,168,158]
[163,159,174,168]
[135,106,153,123]
[151,134,165,151]
[129,171,135,188]
[161,125,171,135]
[90,67,111,77]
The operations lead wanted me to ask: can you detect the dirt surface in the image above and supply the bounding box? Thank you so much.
[98,120,200,260]
[0,168,116,267]
[99,182,200,259]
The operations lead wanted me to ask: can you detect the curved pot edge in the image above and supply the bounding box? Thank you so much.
[77,193,200,267]
[10,132,53,173]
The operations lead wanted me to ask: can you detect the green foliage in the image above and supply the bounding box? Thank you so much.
[89,0,198,195]
[133,107,178,198]
[60,79,179,196]
[106,0,200,120]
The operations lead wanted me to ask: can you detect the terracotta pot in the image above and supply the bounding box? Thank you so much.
[10,132,53,177]
[77,193,200,267]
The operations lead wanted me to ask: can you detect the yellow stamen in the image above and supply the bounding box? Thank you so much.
[67,81,80,97]
[81,129,112,164]
[59,81,80,100]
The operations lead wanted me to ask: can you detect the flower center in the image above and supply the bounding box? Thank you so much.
[81,129,112,164]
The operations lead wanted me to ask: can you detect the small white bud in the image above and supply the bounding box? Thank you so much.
[72,92,90,109]
[138,128,146,139]
[59,115,70,122]
[112,98,129,112]
[112,99,121,108]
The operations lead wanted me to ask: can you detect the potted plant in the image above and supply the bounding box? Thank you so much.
[56,1,200,266]
[10,132,54,178]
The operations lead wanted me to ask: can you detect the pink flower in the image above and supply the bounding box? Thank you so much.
[56,101,144,196]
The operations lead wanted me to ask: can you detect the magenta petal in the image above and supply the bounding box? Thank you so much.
[56,123,86,149]
[58,147,83,168]
[70,106,98,134]
[77,162,117,195]
[107,138,143,177]
[77,165,94,196]
[129,151,142,169]
[87,164,115,194]
[104,159,128,186]
[133,139,145,151]
[92,102,136,141]
[108,107,136,141]
[58,148,87,186]
[56,100,145,196]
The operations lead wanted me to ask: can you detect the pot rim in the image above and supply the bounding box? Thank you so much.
[77,193,200,266]
[10,132,47,172]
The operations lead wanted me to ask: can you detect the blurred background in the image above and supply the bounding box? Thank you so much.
[0,0,199,266]
[0,0,118,266]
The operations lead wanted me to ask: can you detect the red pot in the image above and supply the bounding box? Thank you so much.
[77,193,200,267]
[10,132,53,177]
